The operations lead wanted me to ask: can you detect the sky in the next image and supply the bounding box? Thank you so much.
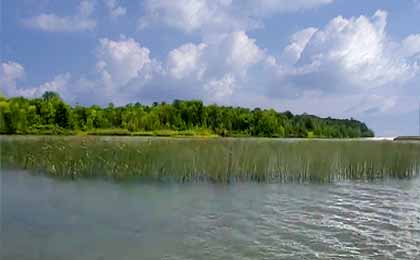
[1,0,420,136]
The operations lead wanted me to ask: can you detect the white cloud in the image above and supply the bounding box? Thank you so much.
[138,0,247,33]
[160,30,265,100]
[243,0,334,16]
[22,74,72,98]
[96,37,153,88]
[347,95,397,115]
[281,10,419,92]
[7,5,420,135]
[204,74,236,101]
[103,0,127,18]
[0,61,72,99]
[222,31,264,76]
[165,30,264,82]
[23,14,96,32]
[1,38,159,105]
[13,9,420,108]
[1,62,25,84]
[139,0,334,33]
[282,27,318,64]
[79,0,95,17]
[401,34,420,58]
[0,61,25,96]
[167,43,208,80]
[22,0,96,32]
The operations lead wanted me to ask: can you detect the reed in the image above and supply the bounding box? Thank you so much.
[86,129,218,137]
[1,136,419,183]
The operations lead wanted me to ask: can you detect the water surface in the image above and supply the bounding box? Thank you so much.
[2,170,420,259]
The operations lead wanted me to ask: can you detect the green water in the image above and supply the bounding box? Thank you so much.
[2,170,420,259]
[2,136,420,259]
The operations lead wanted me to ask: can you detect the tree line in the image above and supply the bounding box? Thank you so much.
[0,92,374,138]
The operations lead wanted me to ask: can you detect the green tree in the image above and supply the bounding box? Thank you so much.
[0,91,375,138]
[55,102,70,128]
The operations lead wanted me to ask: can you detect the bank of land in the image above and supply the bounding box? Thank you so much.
[0,92,374,138]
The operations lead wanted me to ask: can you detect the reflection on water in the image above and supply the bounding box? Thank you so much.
[2,170,420,260]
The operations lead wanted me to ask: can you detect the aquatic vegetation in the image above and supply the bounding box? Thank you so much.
[1,136,419,183]
[86,129,217,137]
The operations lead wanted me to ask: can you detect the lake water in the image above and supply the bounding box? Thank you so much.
[2,170,420,260]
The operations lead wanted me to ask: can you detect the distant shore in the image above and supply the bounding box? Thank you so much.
[0,132,380,139]
[394,136,420,141]
[0,129,374,139]
[1,92,374,139]
[4,133,420,142]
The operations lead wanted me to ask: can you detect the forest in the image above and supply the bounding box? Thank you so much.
[0,92,374,138]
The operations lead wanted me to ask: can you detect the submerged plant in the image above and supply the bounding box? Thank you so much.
[1,136,419,183]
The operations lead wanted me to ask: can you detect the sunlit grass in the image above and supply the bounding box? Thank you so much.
[86,129,218,137]
[1,136,419,183]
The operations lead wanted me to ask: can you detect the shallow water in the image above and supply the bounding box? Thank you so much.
[2,170,420,260]
[2,136,420,182]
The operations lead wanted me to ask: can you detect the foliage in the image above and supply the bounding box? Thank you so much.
[0,92,374,138]
[1,136,419,183]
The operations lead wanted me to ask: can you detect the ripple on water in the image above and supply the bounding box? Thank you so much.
[2,171,420,260]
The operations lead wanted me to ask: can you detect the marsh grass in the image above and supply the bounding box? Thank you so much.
[1,136,419,183]
[86,129,217,137]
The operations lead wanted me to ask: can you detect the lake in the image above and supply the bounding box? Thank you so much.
[1,137,420,259]
[2,170,420,260]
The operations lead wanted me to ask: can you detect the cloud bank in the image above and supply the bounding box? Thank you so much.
[22,0,96,32]
[138,0,335,34]
[6,0,420,135]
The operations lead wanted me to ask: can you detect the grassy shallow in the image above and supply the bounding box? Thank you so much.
[11,128,219,137]
[1,136,420,183]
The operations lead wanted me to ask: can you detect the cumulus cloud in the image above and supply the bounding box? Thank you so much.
[22,74,72,98]
[282,27,318,64]
[167,43,208,80]
[176,31,264,78]
[22,0,96,32]
[103,0,127,18]
[79,0,95,17]
[96,37,153,89]
[1,38,160,105]
[138,0,249,34]
[0,61,26,96]
[13,9,420,108]
[8,3,420,135]
[22,14,96,32]
[0,61,72,99]
[204,74,237,101]
[401,34,420,58]
[1,62,25,84]
[150,30,264,101]
[347,95,397,115]
[161,31,265,100]
[222,31,265,76]
[138,3,419,103]
[280,10,419,93]
[138,0,334,33]
[243,0,334,16]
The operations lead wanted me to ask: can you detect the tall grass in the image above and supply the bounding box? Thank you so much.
[1,136,419,183]
[86,129,218,137]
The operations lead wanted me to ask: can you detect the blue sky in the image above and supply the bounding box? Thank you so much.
[1,0,420,136]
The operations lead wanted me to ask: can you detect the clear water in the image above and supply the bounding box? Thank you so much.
[2,170,420,260]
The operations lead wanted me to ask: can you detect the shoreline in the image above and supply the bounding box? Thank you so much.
[0,134,400,141]
[394,136,420,141]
